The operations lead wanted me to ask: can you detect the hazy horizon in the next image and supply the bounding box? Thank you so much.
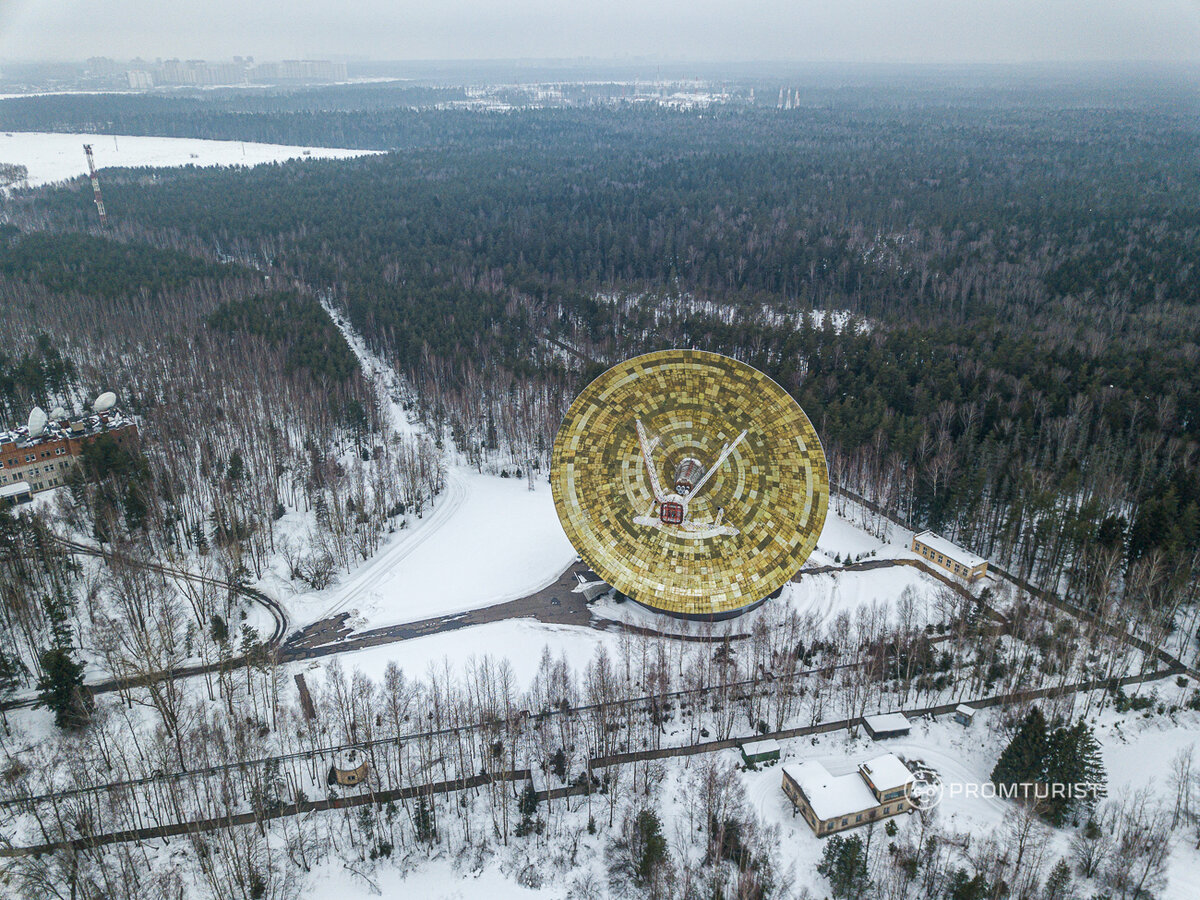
[2,1,1198,66]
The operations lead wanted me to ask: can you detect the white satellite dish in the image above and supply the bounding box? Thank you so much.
[93,391,117,413]
[27,407,48,438]
[49,406,67,420]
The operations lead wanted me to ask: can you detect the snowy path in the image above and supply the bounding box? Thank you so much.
[298,298,576,631]
[309,467,470,623]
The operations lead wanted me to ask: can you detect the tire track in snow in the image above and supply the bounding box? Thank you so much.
[310,468,468,622]
[309,295,468,624]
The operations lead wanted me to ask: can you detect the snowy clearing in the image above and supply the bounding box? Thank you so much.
[0,131,378,187]
[290,468,577,630]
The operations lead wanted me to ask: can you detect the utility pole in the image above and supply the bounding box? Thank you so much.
[82,144,108,227]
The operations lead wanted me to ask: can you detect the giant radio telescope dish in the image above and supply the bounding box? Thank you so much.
[93,391,117,413]
[27,407,48,438]
[550,349,829,619]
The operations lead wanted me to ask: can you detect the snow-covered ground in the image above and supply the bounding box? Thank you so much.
[745,701,1200,900]
[306,858,546,900]
[294,699,1200,899]
[271,300,579,632]
[292,467,576,630]
[294,619,623,692]
[0,131,378,188]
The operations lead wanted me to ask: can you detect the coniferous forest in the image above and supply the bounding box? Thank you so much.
[7,81,1198,618]
[1,73,1199,899]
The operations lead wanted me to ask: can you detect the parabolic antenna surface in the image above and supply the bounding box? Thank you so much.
[550,349,829,619]
[27,407,47,438]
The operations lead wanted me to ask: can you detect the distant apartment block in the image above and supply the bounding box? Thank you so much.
[124,58,346,90]
[911,530,988,581]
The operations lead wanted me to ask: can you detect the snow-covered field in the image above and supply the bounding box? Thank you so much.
[0,131,378,188]
[293,467,576,630]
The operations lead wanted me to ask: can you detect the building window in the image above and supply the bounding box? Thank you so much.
[883,806,890,814]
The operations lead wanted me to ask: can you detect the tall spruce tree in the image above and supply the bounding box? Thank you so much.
[991,706,1049,793]
[35,646,89,729]
[1044,720,1106,826]
[817,834,871,899]
[1043,858,1073,900]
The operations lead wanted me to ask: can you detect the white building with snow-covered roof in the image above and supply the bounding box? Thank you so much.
[781,753,916,835]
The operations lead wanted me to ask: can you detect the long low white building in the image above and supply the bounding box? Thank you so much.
[911,531,988,581]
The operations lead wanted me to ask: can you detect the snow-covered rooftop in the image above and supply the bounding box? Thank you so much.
[913,530,986,568]
[783,761,879,821]
[858,753,913,793]
[0,480,30,498]
[741,738,781,756]
[863,712,910,734]
[0,411,133,449]
[955,703,977,718]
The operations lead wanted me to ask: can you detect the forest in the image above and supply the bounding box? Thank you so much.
[0,77,1198,898]
[8,89,1198,619]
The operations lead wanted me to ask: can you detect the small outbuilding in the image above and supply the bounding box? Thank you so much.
[0,481,32,507]
[863,712,911,741]
[329,748,369,787]
[740,738,781,766]
[953,704,976,726]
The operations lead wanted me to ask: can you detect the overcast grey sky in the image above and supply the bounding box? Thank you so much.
[1,0,1198,64]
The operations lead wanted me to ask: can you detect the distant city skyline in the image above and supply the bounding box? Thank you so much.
[1,1,1198,65]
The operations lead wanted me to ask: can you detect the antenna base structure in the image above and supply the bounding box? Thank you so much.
[550,350,828,620]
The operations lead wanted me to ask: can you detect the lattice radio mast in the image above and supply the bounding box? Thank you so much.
[82,144,108,227]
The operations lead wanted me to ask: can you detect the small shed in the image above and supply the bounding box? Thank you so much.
[573,577,611,603]
[329,748,369,787]
[740,738,781,766]
[953,704,976,726]
[863,712,911,740]
[0,481,32,507]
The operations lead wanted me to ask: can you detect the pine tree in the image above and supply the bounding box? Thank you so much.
[413,796,437,844]
[35,646,89,729]
[1042,858,1073,900]
[817,834,871,899]
[515,781,541,837]
[991,706,1049,796]
[945,869,990,900]
[632,808,667,886]
[1044,720,1106,826]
